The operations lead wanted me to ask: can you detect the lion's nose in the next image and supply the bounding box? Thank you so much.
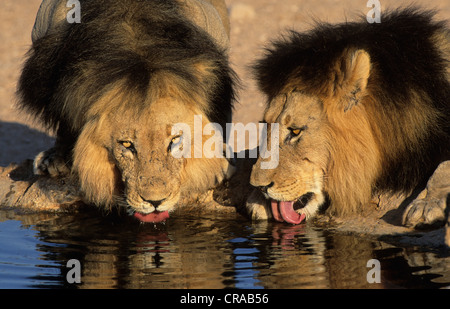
[140,195,166,208]
[149,200,164,208]
[258,182,274,194]
[149,199,164,208]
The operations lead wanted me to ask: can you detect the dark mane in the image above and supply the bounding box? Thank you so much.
[254,7,449,107]
[17,0,236,133]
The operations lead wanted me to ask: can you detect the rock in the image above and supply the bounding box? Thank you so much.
[446,212,450,247]
[0,160,84,212]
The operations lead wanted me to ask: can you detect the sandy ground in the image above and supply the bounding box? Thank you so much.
[1,0,450,166]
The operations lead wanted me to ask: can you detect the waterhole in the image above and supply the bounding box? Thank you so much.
[0,208,449,289]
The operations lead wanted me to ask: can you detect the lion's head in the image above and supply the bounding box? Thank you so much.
[72,75,233,223]
[16,0,237,222]
[249,92,329,224]
[248,48,379,224]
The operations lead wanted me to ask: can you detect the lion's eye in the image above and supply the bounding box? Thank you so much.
[122,141,132,148]
[168,135,183,154]
[286,126,307,144]
[289,126,306,137]
[290,128,302,136]
[171,136,181,145]
[119,141,135,152]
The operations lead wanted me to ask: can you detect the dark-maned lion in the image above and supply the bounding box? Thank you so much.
[17,0,236,222]
[247,8,450,224]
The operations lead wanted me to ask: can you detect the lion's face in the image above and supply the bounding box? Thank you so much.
[108,99,187,220]
[73,97,232,222]
[250,91,328,223]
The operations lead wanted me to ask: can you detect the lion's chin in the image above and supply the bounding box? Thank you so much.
[133,210,170,223]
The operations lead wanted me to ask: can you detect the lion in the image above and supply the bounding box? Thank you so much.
[16,0,236,222]
[246,8,450,225]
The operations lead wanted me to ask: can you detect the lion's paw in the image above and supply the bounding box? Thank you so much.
[402,197,447,228]
[33,148,71,177]
[245,189,272,221]
[403,161,450,229]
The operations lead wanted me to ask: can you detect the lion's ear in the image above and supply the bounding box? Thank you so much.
[333,49,371,112]
[72,120,120,208]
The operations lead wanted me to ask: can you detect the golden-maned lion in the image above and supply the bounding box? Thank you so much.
[16,0,236,222]
[247,8,450,224]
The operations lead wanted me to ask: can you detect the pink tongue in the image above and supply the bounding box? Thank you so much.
[271,200,306,225]
[134,211,169,223]
[271,200,284,222]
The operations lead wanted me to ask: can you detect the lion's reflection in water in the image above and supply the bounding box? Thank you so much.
[0,210,449,289]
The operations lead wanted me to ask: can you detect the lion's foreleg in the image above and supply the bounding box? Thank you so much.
[33,125,76,177]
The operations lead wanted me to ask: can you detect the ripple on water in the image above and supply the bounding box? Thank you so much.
[0,210,449,289]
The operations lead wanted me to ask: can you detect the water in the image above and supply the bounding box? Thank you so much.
[0,208,449,289]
